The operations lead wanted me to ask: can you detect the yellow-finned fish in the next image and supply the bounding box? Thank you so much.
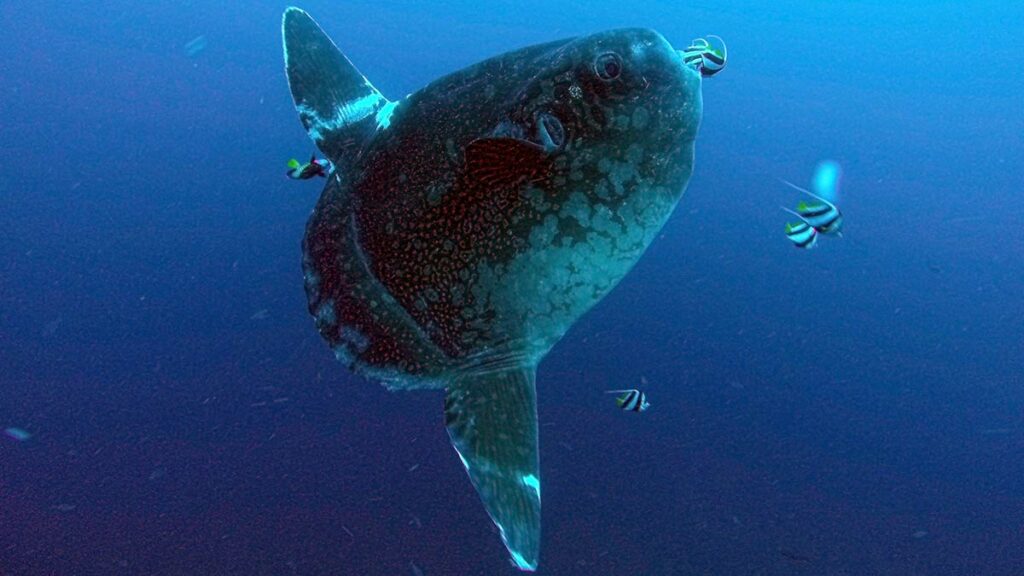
[606,389,650,412]
[287,154,333,180]
[780,160,844,237]
[681,35,727,77]
[781,208,819,249]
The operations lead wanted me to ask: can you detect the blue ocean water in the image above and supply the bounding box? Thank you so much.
[2,1,1022,574]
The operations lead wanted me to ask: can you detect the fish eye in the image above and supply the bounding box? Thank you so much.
[594,52,622,80]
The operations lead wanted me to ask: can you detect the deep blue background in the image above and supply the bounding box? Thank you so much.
[2,1,1023,574]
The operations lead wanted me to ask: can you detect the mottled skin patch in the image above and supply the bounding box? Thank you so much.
[305,30,702,382]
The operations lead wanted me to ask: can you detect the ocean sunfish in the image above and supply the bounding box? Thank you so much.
[282,7,705,571]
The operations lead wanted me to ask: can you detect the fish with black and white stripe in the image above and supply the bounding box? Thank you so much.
[780,161,844,249]
[606,389,650,412]
[681,35,727,78]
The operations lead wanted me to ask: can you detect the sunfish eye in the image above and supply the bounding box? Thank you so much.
[594,52,622,80]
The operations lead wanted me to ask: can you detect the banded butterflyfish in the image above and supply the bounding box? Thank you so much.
[286,154,333,180]
[606,389,650,412]
[782,208,819,249]
[781,178,844,236]
[681,35,727,77]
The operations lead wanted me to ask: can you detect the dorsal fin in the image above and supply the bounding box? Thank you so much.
[282,7,388,163]
[779,178,836,208]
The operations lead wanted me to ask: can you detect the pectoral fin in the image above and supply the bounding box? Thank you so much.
[464,138,552,191]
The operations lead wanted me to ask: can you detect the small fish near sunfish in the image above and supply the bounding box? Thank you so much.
[286,154,333,180]
[780,161,844,248]
[791,187,843,235]
[781,193,841,249]
[681,35,727,77]
[606,389,650,412]
[782,218,818,249]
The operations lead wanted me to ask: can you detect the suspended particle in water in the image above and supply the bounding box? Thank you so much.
[184,35,208,58]
[4,427,31,441]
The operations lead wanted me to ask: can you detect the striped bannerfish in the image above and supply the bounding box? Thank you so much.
[681,35,727,77]
[782,214,819,249]
[606,389,650,412]
[287,154,333,180]
[781,179,844,236]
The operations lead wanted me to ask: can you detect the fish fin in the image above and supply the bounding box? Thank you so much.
[309,153,317,164]
[446,366,541,572]
[706,34,727,61]
[796,200,827,213]
[464,138,552,191]
[282,8,390,163]
[778,178,813,196]
[780,178,836,208]
[786,220,814,232]
[780,206,809,222]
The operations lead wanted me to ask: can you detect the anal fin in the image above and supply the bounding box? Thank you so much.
[445,367,541,572]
